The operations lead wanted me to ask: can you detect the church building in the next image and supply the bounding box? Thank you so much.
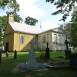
[3,15,66,52]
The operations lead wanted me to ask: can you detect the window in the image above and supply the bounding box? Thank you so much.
[53,34,57,43]
[20,36,24,44]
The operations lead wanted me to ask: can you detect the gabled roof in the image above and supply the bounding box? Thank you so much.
[9,22,43,34]
[52,27,65,33]
[52,27,63,31]
[9,22,65,34]
[39,27,65,34]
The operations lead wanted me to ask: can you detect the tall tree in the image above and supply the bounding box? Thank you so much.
[25,16,38,26]
[0,0,23,44]
[71,6,77,48]
[7,0,19,14]
[0,16,7,45]
[60,23,71,41]
[14,14,23,22]
[0,0,9,9]
[0,0,20,19]
[0,0,19,11]
[46,0,77,21]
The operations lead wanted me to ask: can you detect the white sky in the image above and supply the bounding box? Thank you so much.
[16,0,46,19]
[0,0,72,30]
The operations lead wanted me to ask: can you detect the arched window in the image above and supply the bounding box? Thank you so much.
[20,36,24,44]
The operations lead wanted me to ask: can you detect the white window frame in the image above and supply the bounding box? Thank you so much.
[20,36,24,44]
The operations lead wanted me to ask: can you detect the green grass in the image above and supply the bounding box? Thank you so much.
[36,51,70,65]
[0,51,77,77]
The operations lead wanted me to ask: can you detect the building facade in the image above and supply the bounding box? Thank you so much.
[3,15,66,52]
[38,30,66,51]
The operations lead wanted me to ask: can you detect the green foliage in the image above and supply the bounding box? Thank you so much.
[71,7,77,47]
[0,0,20,19]
[46,0,77,21]
[0,16,7,43]
[0,0,21,44]
[7,0,19,14]
[0,16,7,29]
[0,0,19,12]
[25,16,38,26]
[71,23,77,47]
[14,14,23,22]
[0,0,9,9]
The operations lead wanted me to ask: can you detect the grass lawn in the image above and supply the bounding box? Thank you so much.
[0,51,77,77]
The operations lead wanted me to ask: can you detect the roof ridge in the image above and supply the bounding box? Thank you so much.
[9,22,43,34]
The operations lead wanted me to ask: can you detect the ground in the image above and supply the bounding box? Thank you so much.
[0,51,77,77]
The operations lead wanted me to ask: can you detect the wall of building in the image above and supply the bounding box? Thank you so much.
[13,32,36,51]
[38,31,52,50]
[3,23,14,51]
[4,24,13,35]
[3,33,14,51]
[52,32,66,51]
[38,30,66,51]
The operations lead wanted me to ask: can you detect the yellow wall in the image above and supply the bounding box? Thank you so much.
[3,16,37,51]
[4,24,13,35]
[3,33,14,51]
[14,32,36,51]
[3,23,14,51]
[3,23,36,51]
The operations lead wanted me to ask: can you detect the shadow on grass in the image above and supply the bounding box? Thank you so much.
[0,52,77,77]
[0,69,77,77]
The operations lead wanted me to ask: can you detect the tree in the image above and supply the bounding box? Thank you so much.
[60,23,71,36]
[0,0,9,9]
[25,16,38,26]
[0,16,7,45]
[71,7,77,48]
[71,23,77,48]
[46,0,77,21]
[7,0,19,14]
[14,14,23,22]
[0,0,19,12]
[0,0,20,18]
[0,0,23,45]
[64,23,71,40]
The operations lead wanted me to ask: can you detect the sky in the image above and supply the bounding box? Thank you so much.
[0,0,71,30]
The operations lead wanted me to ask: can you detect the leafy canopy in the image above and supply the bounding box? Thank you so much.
[0,0,23,44]
[0,0,9,9]
[0,0,19,12]
[25,16,38,26]
[46,0,77,21]
[0,16,7,44]
[71,6,77,47]
[14,14,23,22]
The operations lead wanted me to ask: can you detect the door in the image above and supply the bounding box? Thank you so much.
[6,43,9,51]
